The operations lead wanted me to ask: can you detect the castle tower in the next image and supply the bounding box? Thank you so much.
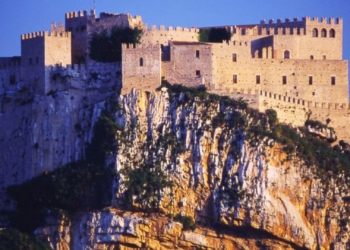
[21,30,71,94]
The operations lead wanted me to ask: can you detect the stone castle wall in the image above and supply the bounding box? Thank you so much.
[258,89,350,142]
[142,25,199,46]
[122,43,161,94]
[21,31,71,94]
[65,10,145,63]
[0,57,22,93]
[210,40,348,104]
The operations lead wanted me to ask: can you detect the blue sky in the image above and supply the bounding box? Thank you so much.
[0,0,349,62]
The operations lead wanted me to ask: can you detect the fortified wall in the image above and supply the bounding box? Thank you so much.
[0,9,349,141]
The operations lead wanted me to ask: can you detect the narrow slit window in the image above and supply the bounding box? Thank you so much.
[331,76,336,85]
[256,75,260,84]
[232,53,237,62]
[139,57,144,66]
[196,70,200,76]
[282,76,287,84]
[196,50,200,58]
[309,76,313,85]
[233,74,237,84]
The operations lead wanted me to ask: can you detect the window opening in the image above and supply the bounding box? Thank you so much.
[284,50,290,59]
[196,50,200,58]
[232,53,237,62]
[321,28,327,37]
[309,76,313,85]
[139,57,144,67]
[312,28,318,37]
[331,76,336,85]
[256,75,260,84]
[330,29,335,38]
[196,70,200,76]
[282,76,287,84]
[233,74,237,84]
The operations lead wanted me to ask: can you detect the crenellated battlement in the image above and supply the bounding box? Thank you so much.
[65,10,95,19]
[303,17,342,25]
[260,90,350,110]
[21,31,71,40]
[260,17,302,25]
[122,43,160,50]
[225,40,251,46]
[147,24,199,33]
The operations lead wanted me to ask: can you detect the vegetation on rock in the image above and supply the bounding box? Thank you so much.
[0,228,51,250]
[174,214,196,231]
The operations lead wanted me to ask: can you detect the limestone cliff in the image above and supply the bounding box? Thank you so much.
[28,87,350,250]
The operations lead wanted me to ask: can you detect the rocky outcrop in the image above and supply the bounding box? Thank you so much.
[31,88,350,249]
[1,86,349,249]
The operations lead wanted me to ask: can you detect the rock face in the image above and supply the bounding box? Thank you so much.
[0,84,349,249]
[31,88,350,249]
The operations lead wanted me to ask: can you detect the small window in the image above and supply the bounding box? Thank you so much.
[282,76,287,84]
[9,75,16,85]
[256,75,260,84]
[284,50,290,59]
[331,76,336,85]
[196,50,200,58]
[309,76,313,85]
[139,57,144,67]
[323,55,326,60]
[232,53,237,62]
[233,74,237,84]
[312,28,318,37]
[321,28,327,38]
[196,70,200,76]
[310,55,314,60]
[330,29,335,38]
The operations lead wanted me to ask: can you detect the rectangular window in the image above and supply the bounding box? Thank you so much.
[196,70,200,76]
[233,74,237,84]
[232,53,237,62]
[196,50,200,58]
[331,76,336,85]
[282,76,287,84]
[323,55,326,60]
[309,76,313,85]
[256,75,260,84]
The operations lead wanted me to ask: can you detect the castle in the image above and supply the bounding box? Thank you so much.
[0,10,349,140]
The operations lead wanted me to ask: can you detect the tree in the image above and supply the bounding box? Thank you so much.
[89,26,143,62]
[198,28,232,43]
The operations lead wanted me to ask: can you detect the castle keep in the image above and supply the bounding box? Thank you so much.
[0,10,349,140]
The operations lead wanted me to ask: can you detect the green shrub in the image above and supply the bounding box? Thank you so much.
[174,214,196,231]
[0,228,51,250]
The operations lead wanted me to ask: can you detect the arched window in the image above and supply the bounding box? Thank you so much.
[321,28,327,37]
[139,57,144,67]
[284,50,290,59]
[330,29,335,38]
[312,28,318,37]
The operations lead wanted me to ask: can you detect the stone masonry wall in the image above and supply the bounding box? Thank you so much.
[142,25,199,46]
[210,40,348,104]
[122,43,161,94]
